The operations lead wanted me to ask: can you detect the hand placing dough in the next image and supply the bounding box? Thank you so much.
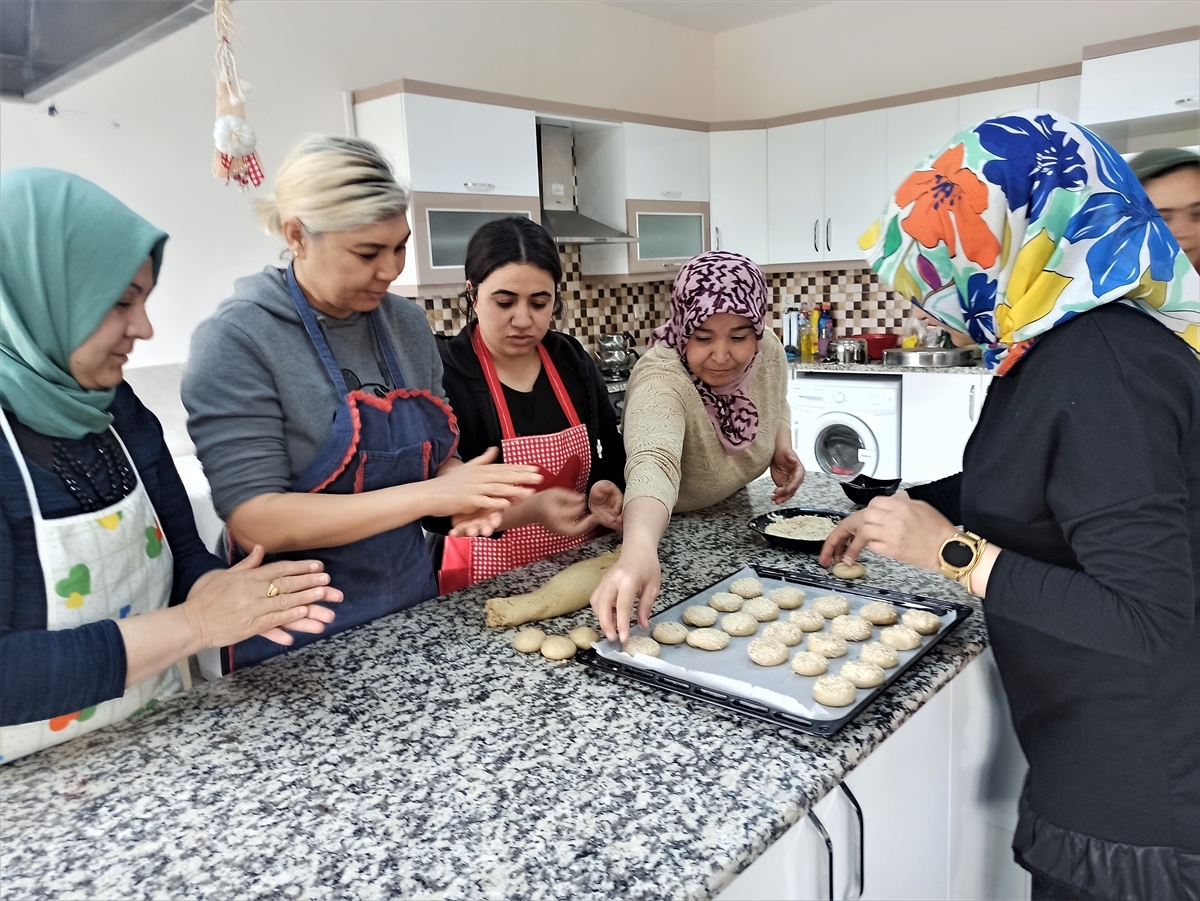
[819,493,958,573]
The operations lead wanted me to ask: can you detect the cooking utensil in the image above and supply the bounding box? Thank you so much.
[845,333,899,360]
[827,338,868,364]
[840,474,902,506]
[594,332,639,377]
[882,347,976,368]
[748,507,844,553]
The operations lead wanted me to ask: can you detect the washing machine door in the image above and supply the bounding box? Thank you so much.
[810,412,879,479]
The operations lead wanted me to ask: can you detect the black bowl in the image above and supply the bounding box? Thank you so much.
[840,474,902,506]
[748,507,844,553]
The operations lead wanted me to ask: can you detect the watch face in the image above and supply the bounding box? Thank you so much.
[942,539,975,568]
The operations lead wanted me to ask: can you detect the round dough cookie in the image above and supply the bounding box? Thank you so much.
[687,627,730,651]
[652,621,689,645]
[769,586,806,609]
[859,601,898,625]
[812,675,857,707]
[860,641,900,669]
[622,635,661,658]
[806,632,849,658]
[791,650,829,676]
[840,660,886,688]
[747,638,789,667]
[720,611,758,637]
[880,624,921,650]
[730,577,764,599]
[742,597,780,622]
[708,592,744,612]
[568,626,600,649]
[513,628,546,653]
[683,605,719,627]
[830,615,872,642]
[788,609,826,632]
[832,561,866,580]
[541,635,577,660]
[902,609,942,635]
[813,595,850,618]
[762,621,804,647]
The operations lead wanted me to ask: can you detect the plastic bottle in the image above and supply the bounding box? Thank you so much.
[799,300,815,363]
[808,305,822,358]
[817,303,834,359]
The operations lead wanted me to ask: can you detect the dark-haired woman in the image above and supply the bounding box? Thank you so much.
[436,217,626,592]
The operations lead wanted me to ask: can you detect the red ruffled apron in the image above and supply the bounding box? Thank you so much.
[439,327,595,592]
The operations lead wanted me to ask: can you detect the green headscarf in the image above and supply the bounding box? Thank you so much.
[0,169,167,439]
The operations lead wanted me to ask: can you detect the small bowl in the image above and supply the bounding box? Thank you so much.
[748,507,844,553]
[840,475,902,506]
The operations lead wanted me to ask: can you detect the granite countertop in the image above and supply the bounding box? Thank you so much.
[0,474,986,900]
[791,361,986,375]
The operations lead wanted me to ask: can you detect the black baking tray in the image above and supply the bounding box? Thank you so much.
[747,508,845,553]
[577,563,974,737]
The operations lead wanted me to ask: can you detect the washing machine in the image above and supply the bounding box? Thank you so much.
[789,374,901,481]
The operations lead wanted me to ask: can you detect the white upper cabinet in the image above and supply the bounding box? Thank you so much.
[623,123,710,201]
[886,98,960,202]
[957,83,1040,130]
[824,109,888,262]
[767,119,825,265]
[709,130,768,263]
[1080,40,1200,125]
[1037,75,1081,122]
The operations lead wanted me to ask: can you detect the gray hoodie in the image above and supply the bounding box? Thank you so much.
[182,267,448,520]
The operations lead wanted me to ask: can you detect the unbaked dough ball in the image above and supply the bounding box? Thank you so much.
[687,628,730,651]
[859,601,898,625]
[860,641,900,669]
[812,675,857,707]
[730,577,764,599]
[791,651,829,676]
[788,609,826,632]
[830,615,872,642]
[840,660,886,688]
[568,626,600,649]
[541,635,577,660]
[709,592,744,612]
[742,597,780,622]
[813,595,850,618]
[748,638,789,667]
[769,586,806,609]
[720,611,758,637]
[683,605,719,627]
[902,609,942,635]
[880,624,921,650]
[806,633,849,658]
[652,621,689,645]
[622,635,661,658]
[832,561,866,580]
[513,628,547,653]
[762,622,804,647]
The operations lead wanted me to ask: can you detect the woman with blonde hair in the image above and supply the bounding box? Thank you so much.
[183,136,541,673]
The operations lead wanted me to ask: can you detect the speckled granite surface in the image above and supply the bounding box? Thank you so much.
[792,361,985,375]
[0,473,985,901]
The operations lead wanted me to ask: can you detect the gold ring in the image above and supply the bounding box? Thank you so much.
[266,581,280,598]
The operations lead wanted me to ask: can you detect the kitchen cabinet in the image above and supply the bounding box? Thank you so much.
[623,122,710,202]
[886,98,960,200]
[710,129,769,263]
[1037,75,1081,122]
[900,372,991,483]
[625,199,710,274]
[957,84,1040,131]
[1080,40,1200,126]
[823,109,888,262]
[768,119,825,265]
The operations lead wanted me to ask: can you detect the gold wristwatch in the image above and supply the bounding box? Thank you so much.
[938,531,988,587]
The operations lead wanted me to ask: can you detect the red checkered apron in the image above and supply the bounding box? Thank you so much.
[439,328,595,593]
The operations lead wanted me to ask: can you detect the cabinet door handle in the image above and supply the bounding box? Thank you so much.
[661,189,682,199]
[969,384,976,422]
[826,218,832,253]
[840,782,865,900]
[714,226,721,251]
[462,181,495,192]
[814,219,820,253]
[807,809,835,901]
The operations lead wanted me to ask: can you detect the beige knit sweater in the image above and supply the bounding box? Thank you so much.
[623,330,790,513]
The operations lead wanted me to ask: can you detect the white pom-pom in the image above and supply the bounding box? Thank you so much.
[213,115,256,156]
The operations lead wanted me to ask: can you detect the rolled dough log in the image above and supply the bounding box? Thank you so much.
[485,550,620,627]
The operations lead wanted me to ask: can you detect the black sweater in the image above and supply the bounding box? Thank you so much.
[909,304,1200,899]
[437,325,626,491]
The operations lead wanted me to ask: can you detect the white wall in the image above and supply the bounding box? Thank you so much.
[714,0,1200,119]
[0,0,714,366]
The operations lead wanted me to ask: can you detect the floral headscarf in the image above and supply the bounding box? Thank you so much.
[859,110,1199,374]
[651,251,768,454]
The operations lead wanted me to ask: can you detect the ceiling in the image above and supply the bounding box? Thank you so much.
[602,0,831,34]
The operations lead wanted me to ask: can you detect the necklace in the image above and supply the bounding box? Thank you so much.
[52,431,137,513]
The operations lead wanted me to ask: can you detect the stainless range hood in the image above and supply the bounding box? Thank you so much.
[539,124,636,245]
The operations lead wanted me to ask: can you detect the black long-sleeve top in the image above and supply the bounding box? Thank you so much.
[908,304,1200,894]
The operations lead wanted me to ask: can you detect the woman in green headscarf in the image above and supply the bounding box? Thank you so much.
[0,169,343,764]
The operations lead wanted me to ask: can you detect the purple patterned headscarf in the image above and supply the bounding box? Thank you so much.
[651,251,769,454]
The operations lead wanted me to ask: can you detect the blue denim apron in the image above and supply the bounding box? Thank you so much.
[224,265,458,671]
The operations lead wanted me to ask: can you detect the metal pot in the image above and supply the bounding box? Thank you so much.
[827,338,869,364]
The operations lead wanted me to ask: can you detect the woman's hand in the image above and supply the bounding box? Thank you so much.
[588,480,625,531]
[528,488,598,535]
[590,544,661,642]
[428,447,542,517]
[183,545,344,647]
[770,446,805,504]
[449,508,504,538]
[819,494,957,572]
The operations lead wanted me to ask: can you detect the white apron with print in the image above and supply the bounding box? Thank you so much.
[0,415,180,764]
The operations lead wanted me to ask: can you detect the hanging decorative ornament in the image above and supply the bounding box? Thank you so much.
[211,0,263,189]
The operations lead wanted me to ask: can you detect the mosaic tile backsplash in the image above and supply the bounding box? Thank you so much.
[417,246,908,353]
